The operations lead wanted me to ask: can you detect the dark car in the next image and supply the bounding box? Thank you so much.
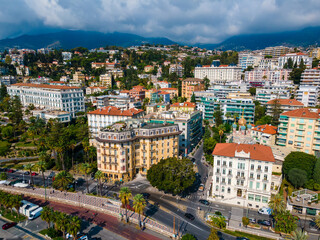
[2,222,17,230]
[141,193,150,199]
[184,213,195,221]
[199,199,209,205]
[23,171,30,175]
[236,238,249,240]
[258,219,271,226]
[48,172,55,179]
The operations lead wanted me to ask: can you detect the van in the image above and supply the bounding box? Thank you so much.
[29,207,43,220]
[258,207,272,215]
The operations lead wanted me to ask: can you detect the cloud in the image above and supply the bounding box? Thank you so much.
[0,0,319,43]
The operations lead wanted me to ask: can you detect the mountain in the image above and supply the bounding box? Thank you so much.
[0,30,176,50]
[197,26,320,50]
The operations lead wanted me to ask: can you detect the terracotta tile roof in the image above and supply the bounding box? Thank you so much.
[219,65,229,67]
[281,108,320,119]
[120,90,130,93]
[212,143,275,162]
[171,102,196,108]
[202,65,211,67]
[159,91,169,95]
[252,124,277,135]
[182,78,204,82]
[160,88,178,91]
[88,106,144,116]
[88,87,107,89]
[11,83,80,90]
[266,99,304,106]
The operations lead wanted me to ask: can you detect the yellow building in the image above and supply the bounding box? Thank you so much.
[73,71,85,82]
[277,108,320,155]
[100,73,112,87]
[170,102,196,113]
[92,120,180,182]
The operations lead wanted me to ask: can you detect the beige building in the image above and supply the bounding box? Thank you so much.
[277,108,320,155]
[266,99,304,116]
[144,65,154,73]
[73,71,85,82]
[251,124,277,146]
[92,120,180,182]
[100,73,112,87]
[182,78,205,101]
[170,102,196,113]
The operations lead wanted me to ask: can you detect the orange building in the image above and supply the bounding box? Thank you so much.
[182,78,204,100]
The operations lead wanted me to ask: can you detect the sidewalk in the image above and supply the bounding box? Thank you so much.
[0,185,174,239]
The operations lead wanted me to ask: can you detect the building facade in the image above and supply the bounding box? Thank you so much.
[211,143,280,209]
[251,125,277,146]
[194,65,241,85]
[296,85,320,107]
[7,83,84,117]
[278,53,313,69]
[300,68,320,86]
[182,78,205,100]
[92,121,180,182]
[266,99,304,115]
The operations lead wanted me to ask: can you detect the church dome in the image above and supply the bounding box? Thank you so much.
[238,117,246,126]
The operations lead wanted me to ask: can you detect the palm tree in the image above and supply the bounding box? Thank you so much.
[315,215,320,229]
[52,171,74,191]
[41,206,53,228]
[291,229,308,240]
[69,140,77,172]
[12,195,22,219]
[218,125,225,143]
[80,163,91,193]
[37,154,47,187]
[57,212,69,239]
[82,139,90,162]
[52,211,60,231]
[24,163,34,185]
[268,193,286,215]
[95,170,104,196]
[119,187,132,222]
[68,216,82,240]
[133,194,146,228]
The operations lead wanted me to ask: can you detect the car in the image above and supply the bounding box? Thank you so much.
[141,193,150,199]
[236,238,249,240]
[2,222,17,230]
[23,171,30,175]
[7,169,14,173]
[257,219,271,226]
[258,207,272,215]
[31,172,38,176]
[48,172,55,179]
[249,218,256,224]
[199,199,209,205]
[184,213,195,221]
[198,183,204,192]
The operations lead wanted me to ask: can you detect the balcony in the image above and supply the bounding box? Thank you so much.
[294,144,303,148]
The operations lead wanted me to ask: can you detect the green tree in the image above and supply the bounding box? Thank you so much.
[147,157,196,195]
[41,206,53,228]
[94,170,104,196]
[254,101,266,124]
[24,163,35,185]
[0,172,7,180]
[80,163,91,193]
[133,194,146,227]
[256,115,272,125]
[37,153,48,187]
[268,193,286,215]
[181,233,197,240]
[287,58,294,69]
[0,84,7,102]
[315,215,320,229]
[56,212,69,239]
[283,152,317,179]
[190,93,196,103]
[68,216,82,240]
[203,137,217,155]
[5,55,12,64]
[249,87,256,96]
[242,216,250,227]
[291,229,308,240]
[270,99,281,126]
[12,195,22,219]
[213,105,223,127]
[288,168,308,188]
[210,215,226,229]
[274,211,298,234]
[52,171,74,191]
[207,228,219,240]
[0,141,11,157]
[218,125,225,143]
[313,158,320,184]
[119,187,132,222]
[204,76,210,90]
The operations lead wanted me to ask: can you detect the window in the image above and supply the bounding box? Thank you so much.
[306,137,311,141]
[250,173,254,179]
[262,197,268,203]
[229,162,232,167]
[263,183,267,191]
[228,178,231,185]
[228,170,232,176]
[257,174,260,180]
[227,188,231,193]
[264,174,268,181]
[216,177,219,183]
[256,182,260,189]
[248,194,254,201]
[223,161,227,166]
[217,160,220,166]
[264,166,268,172]
[255,195,261,202]
[251,164,254,170]
[216,168,220,174]
[291,124,295,127]
[249,181,253,189]
[222,178,226,184]
[307,132,312,135]
[216,186,219,191]
[308,125,312,129]
[290,129,294,133]
[222,186,225,192]
[257,165,261,171]
[222,169,226,174]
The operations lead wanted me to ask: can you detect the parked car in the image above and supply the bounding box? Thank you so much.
[249,218,256,224]
[236,238,249,240]
[258,207,272,215]
[48,172,55,179]
[22,171,30,175]
[141,193,150,199]
[198,183,204,192]
[31,172,38,176]
[257,219,271,226]
[7,169,14,173]
[199,199,209,205]
[2,222,17,230]
[184,213,195,221]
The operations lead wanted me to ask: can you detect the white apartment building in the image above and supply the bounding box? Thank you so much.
[156,81,171,89]
[300,68,320,86]
[245,69,291,83]
[296,85,320,107]
[7,83,84,117]
[169,64,184,77]
[266,99,304,115]
[238,53,262,70]
[211,143,281,209]
[258,58,279,70]
[255,86,291,104]
[278,53,313,69]
[264,46,289,58]
[87,106,145,137]
[194,65,242,85]
[100,73,112,87]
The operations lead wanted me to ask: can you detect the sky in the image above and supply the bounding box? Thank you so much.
[0,0,320,44]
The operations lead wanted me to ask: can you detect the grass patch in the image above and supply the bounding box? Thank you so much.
[40,227,62,239]
[15,142,36,148]
[224,230,273,240]
[0,207,26,222]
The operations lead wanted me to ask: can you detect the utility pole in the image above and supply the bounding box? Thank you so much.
[173,216,175,237]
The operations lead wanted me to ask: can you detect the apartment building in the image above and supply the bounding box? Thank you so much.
[182,78,205,100]
[169,64,184,77]
[160,88,178,99]
[156,81,171,89]
[266,99,304,115]
[73,71,86,83]
[92,120,180,182]
[264,46,289,58]
[88,106,145,137]
[296,85,319,107]
[300,68,320,86]
[277,108,320,155]
[278,53,313,69]
[238,53,262,70]
[170,102,196,113]
[244,69,291,83]
[194,65,241,85]
[93,94,138,109]
[251,125,277,146]
[255,87,291,105]
[211,143,281,209]
[7,83,84,117]
[145,111,203,156]
[100,73,112,87]
[0,76,17,86]
[86,87,108,95]
[258,58,279,70]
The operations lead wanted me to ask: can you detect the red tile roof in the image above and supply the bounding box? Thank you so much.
[281,108,320,119]
[182,78,204,82]
[212,143,275,162]
[219,65,229,67]
[88,106,144,116]
[266,99,304,106]
[11,83,80,90]
[171,102,196,108]
[160,88,178,91]
[252,124,277,135]
[159,91,170,95]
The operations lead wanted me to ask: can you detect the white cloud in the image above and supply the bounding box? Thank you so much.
[0,0,319,43]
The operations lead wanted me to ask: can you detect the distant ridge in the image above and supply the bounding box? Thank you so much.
[0,30,176,50]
